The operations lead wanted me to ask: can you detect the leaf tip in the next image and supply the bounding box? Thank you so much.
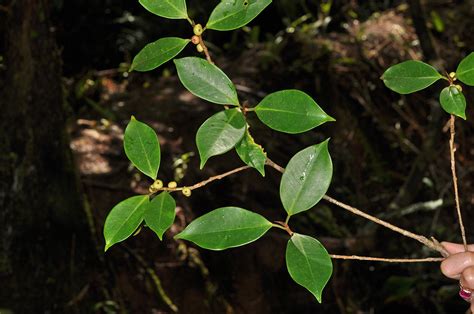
[104,242,112,252]
[131,115,137,121]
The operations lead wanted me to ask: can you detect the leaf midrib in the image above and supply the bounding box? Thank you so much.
[181,223,271,238]
[191,63,236,104]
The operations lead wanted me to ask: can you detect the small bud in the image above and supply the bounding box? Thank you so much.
[182,187,192,197]
[193,24,203,36]
[191,35,200,45]
[168,181,178,189]
[449,72,456,79]
[455,84,463,92]
[196,44,204,53]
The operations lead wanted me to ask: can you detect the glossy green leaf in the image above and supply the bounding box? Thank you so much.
[124,116,161,180]
[207,0,272,31]
[439,86,466,120]
[456,52,474,86]
[286,233,333,303]
[104,195,149,251]
[255,90,335,134]
[139,0,188,19]
[196,108,246,169]
[382,60,442,94]
[144,192,176,240]
[280,140,332,216]
[174,57,239,106]
[175,207,272,250]
[130,37,190,72]
[235,130,266,176]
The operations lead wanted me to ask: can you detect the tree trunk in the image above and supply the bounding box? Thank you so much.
[0,0,97,311]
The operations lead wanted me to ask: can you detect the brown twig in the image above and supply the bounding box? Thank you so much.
[198,35,214,64]
[330,255,444,263]
[322,195,448,256]
[264,157,449,257]
[156,165,251,193]
[449,115,468,251]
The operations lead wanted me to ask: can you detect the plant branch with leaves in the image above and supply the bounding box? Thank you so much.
[103,0,474,306]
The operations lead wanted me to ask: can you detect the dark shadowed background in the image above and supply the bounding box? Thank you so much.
[1,0,474,313]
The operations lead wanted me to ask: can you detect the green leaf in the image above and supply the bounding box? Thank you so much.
[456,52,474,86]
[131,37,190,72]
[255,90,335,134]
[207,0,272,31]
[144,192,176,240]
[104,195,149,251]
[439,86,466,120]
[235,130,266,176]
[286,233,333,303]
[174,57,239,106]
[382,60,442,94]
[280,140,333,216]
[196,108,246,169]
[175,207,272,250]
[124,116,161,180]
[139,0,188,19]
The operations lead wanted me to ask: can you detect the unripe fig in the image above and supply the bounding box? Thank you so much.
[196,44,204,53]
[168,181,178,188]
[193,24,203,36]
[182,187,192,197]
[455,84,463,92]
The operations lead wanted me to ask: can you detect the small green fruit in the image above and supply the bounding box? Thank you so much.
[455,84,463,92]
[196,44,204,53]
[149,179,163,193]
[193,24,203,36]
[168,181,178,188]
[182,187,192,197]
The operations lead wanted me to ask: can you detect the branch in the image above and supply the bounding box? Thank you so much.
[157,165,251,193]
[264,157,449,256]
[330,255,443,263]
[449,115,468,250]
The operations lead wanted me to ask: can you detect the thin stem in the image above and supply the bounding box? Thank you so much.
[330,255,444,263]
[322,195,448,256]
[157,165,251,193]
[198,36,214,64]
[449,115,468,251]
[265,157,449,256]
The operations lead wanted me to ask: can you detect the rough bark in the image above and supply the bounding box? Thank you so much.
[0,0,96,311]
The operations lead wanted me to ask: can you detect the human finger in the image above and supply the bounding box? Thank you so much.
[441,242,474,255]
[461,267,474,290]
[441,252,474,279]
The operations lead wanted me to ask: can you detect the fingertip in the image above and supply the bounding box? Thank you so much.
[442,242,467,255]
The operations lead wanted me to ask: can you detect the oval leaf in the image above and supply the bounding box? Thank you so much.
[175,206,272,250]
[196,108,246,169]
[255,90,335,134]
[144,192,176,240]
[139,0,188,19]
[104,195,149,251]
[456,52,474,86]
[124,116,161,180]
[131,37,190,72]
[174,57,240,106]
[280,140,333,216]
[286,233,333,303]
[207,0,272,31]
[235,130,266,176]
[440,86,466,120]
[382,60,442,94]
